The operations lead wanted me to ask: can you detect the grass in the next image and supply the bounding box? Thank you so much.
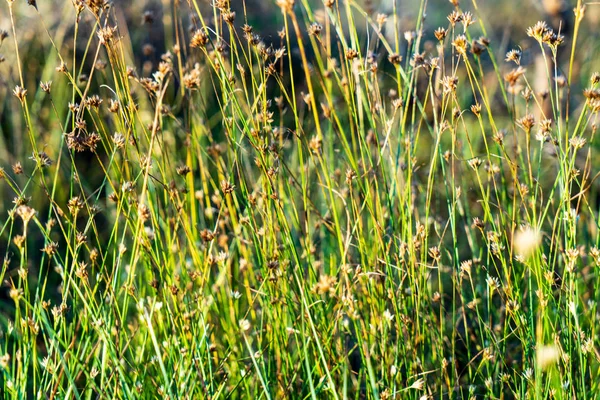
[0,0,600,398]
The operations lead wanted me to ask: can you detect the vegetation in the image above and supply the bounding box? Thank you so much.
[0,0,599,398]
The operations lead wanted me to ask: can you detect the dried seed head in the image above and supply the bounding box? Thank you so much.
[40,81,52,93]
[505,49,521,64]
[16,205,36,227]
[67,196,85,216]
[345,49,358,60]
[440,75,458,94]
[517,114,536,133]
[13,86,27,102]
[41,242,59,256]
[461,12,475,30]
[13,162,23,175]
[176,165,191,176]
[32,151,53,168]
[308,23,323,36]
[504,66,526,87]
[220,180,235,195]
[452,35,468,55]
[190,30,209,48]
[376,13,388,27]
[388,53,402,65]
[108,99,120,113]
[112,132,126,148]
[434,27,447,41]
[526,21,549,41]
[447,11,462,26]
[222,10,236,25]
[97,26,117,46]
[138,204,151,222]
[471,40,484,56]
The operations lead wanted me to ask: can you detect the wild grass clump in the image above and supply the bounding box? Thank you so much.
[0,0,599,398]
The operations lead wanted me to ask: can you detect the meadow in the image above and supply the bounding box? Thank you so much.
[0,0,599,398]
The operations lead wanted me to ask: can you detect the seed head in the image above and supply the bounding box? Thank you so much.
[505,49,521,64]
[16,205,36,228]
[526,21,549,41]
[190,30,209,48]
[13,86,27,102]
[308,23,323,36]
[97,26,117,46]
[452,35,468,55]
[220,180,235,195]
[517,114,536,133]
[40,81,52,93]
[434,27,447,41]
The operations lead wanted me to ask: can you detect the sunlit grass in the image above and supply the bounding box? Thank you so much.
[0,0,599,398]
